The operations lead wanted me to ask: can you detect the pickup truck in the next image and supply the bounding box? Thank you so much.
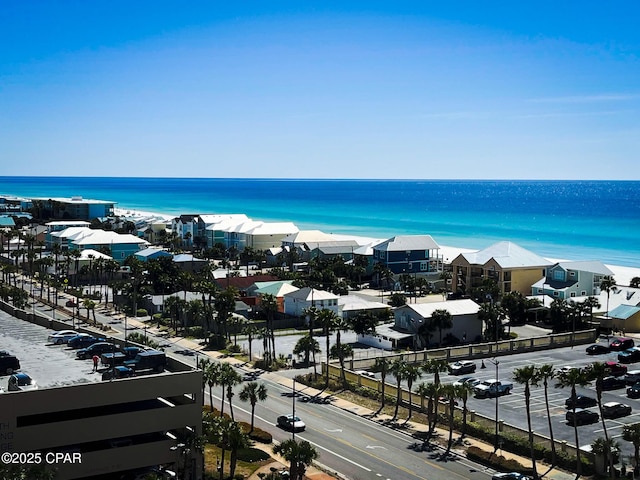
[101,347,144,367]
[474,379,513,398]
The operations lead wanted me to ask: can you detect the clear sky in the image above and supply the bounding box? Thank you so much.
[1,1,639,179]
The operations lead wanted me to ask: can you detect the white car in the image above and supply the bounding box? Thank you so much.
[453,376,481,388]
[355,370,376,379]
[48,330,79,345]
[277,414,306,432]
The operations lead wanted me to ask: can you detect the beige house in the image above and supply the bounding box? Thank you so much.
[451,241,552,296]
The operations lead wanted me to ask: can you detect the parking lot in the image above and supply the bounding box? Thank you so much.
[437,342,640,461]
[0,310,103,391]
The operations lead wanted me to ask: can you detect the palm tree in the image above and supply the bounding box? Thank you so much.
[371,357,391,415]
[513,365,538,479]
[317,308,339,387]
[422,358,449,387]
[532,364,557,467]
[583,296,601,324]
[261,293,279,362]
[416,381,441,441]
[273,438,319,480]
[455,382,474,438]
[622,423,640,474]
[555,367,592,476]
[403,363,422,421]
[239,381,268,432]
[203,361,221,411]
[241,323,259,362]
[591,437,620,478]
[442,383,457,453]
[390,358,408,420]
[207,417,250,480]
[588,361,615,478]
[220,363,242,420]
[431,309,453,346]
[600,276,617,318]
[293,334,320,376]
[330,343,353,387]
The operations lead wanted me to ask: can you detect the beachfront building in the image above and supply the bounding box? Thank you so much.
[451,241,552,297]
[67,229,149,264]
[223,220,264,251]
[171,214,199,247]
[32,196,115,220]
[245,222,299,251]
[283,287,340,318]
[200,214,250,248]
[372,235,443,275]
[532,260,615,300]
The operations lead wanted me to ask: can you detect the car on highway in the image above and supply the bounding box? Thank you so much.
[448,360,476,375]
[610,337,635,351]
[601,376,627,390]
[453,376,481,388]
[7,372,38,392]
[277,414,306,432]
[76,342,117,360]
[618,347,640,364]
[604,361,628,376]
[492,473,532,480]
[566,408,599,426]
[601,402,632,419]
[47,330,79,345]
[565,394,597,409]
[68,334,105,349]
[586,344,611,355]
[627,382,640,398]
[354,370,376,379]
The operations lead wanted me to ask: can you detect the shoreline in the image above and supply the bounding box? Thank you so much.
[113,207,640,286]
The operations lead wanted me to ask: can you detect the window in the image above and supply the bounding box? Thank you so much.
[553,291,559,297]
[553,270,564,281]
[420,262,428,271]
[581,291,587,296]
[570,292,576,297]
[569,271,576,277]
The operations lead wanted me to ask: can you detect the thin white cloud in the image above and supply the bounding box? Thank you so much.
[527,94,640,104]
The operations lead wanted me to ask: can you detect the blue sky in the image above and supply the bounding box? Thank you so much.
[1,1,639,179]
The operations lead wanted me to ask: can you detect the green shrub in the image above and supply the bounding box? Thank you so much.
[236,447,271,463]
[249,428,273,444]
[135,308,148,317]
[228,344,241,353]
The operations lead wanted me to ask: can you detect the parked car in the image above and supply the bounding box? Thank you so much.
[277,414,306,432]
[586,344,611,355]
[604,361,628,376]
[354,370,376,379]
[623,370,640,385]
[558,366,579,375]
[627,381,640,398]
[453,376,481,388]
[47,330,79,345]
[610,337,635,351]
[76,342,117,360]
[68,334,105,349]
[449,360,476,375]
[123,350,166,373]
[618,347,640,364]
[565,394,597,409]
[601,376,627,390]
[474,379,513,398]
[65,299,77,308]
[101,347,144,367]
[601,401,632,419]
[566,408,599,426]
[0,355,20,375]
[102,366,135,381]
[7,372,37,392]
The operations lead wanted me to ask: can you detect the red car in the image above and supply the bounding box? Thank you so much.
[605,361,628,377]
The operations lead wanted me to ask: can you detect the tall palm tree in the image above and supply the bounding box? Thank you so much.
[600,276,617,318]
[403,363,422,421]
[330,343,354,387]
[622,423,640,473]
[591,437,620,478]
[261,293,279,361]
[513,365,538,479]
[532,364,557,467]
[555,367,591,477]
[273,438,319,480]
[587,361,615,478]
[317,308,339,387]
[442,383,457,453]
[203,361,221,411]
[220,363,242,420]
[416,381,441,441]
[301,305,318,365]
[241,323,259,362]
[371,357,391,415]
[239,381,268,432]
[390,358,408,420]
[431,309,453,346]
[455,382,474,438]
[293,334,320,376]
[422,358,449,387]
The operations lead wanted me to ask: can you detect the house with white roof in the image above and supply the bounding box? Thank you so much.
[373,235,443,275]
[283,287,340,318]
[69,230,149,264]
[244,222,299,251]
[223,220,264,251]
[338,294,389,319]
[357,299,481,350]
[201,214,250,248]
[532,260,614,300]
[451,241,552,297]
[134,247,173,262]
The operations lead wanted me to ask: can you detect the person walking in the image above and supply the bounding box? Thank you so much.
[92,355,99,372]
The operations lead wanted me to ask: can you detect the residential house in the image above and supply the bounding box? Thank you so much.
[45,221,91,249]
[452,241,552,296]
[283,287,340,318]
[372,235,443,275]
[171,214,199,247]
[214,275,279,296]
[245,280,299,313]
[532,260,615,300]
[608,305,640,333]
[199,214,250,248]
[69,230,149,264]
[134,247,173,262]
[223,220,264,251]
[338,294,389,319]
[172,253,209,273]
[245,222,299,251]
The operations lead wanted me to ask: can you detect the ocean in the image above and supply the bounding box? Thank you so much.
[1,177,639,268]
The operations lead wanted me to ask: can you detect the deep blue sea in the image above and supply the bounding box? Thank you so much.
[1,177,639,267]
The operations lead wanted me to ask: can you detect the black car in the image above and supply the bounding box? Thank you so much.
[68,335,105,349]
[0,355,20,375]
[627,382,640,398]
[102,366,135,381]
[602,402,632,419]
[566,408,599,426]
[586,344,610,355]
[601,376,627,390]
[76,342,117,360]
[565,394,597,409]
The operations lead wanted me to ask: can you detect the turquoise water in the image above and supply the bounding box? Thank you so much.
[1,177,639,267]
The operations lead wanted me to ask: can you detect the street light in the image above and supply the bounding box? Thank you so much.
[488,358,500,452]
